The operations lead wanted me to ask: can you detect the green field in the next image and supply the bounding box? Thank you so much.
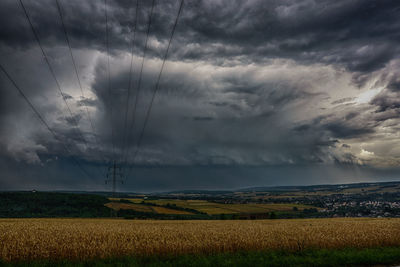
[3,247,400,266]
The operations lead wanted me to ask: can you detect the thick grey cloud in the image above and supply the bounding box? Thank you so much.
[1,0,400,191]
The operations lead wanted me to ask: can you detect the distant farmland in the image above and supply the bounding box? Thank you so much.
[1,218,399,263]
[105,202,193,215]
[110,198,316,215]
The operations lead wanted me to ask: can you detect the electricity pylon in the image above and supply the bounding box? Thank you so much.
[105,160,124,197]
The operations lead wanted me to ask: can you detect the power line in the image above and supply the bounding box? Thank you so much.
[55,0,99,149]
[55,0,108,176]
[122,0,156,169]
[121,0,140,166]
[18,0,89,152]
[105,0,116,160]
[0,63,94,180]
[19,0,103,178]
[126,0,184,175]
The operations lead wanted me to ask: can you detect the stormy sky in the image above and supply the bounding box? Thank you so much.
[1,0,400,192]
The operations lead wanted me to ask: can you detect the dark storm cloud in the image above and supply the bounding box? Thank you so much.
[169,0,400,69]
[294,107,378,140]
[86,59,331,167]
[64,114,82,126]
[1,0,399,70]
[371,91,400,113]
[0,0,179,56]
[0,46,105,164]
[388,81,400,92]
[77,98,98,107]
[331,97,355,105]
[370,71,400,113]
[1,0,400,191]
[324,121,374,139]
[62,93,73,100]
[192,116,214,121]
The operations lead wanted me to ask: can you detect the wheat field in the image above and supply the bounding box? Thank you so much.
[1,218,400,262]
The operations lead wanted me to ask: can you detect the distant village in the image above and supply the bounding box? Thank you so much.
[318,198,400,218]
[164,182,400,219]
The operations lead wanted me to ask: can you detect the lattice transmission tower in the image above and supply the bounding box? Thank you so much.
[105,160,124,197]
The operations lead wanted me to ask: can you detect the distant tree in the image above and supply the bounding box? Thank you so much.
[303,208,318,214]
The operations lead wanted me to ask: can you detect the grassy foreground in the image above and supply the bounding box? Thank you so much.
[2,247,400,267]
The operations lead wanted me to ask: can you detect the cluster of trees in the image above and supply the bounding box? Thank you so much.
[0,192,112,218]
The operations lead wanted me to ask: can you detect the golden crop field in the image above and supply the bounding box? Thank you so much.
[1,218,400,262]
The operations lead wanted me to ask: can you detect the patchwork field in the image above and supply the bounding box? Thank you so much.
[105,202,193,214]
[117,198,316,214]
[105,202,153,212]
[1,218,400,263]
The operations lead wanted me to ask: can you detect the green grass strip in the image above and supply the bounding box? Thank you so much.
[2,247,400,267]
